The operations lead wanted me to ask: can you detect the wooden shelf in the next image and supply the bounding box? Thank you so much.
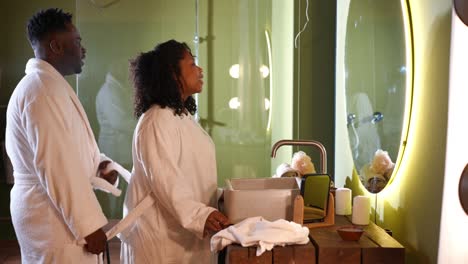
[308,215,405,264]
[221,215,404,264]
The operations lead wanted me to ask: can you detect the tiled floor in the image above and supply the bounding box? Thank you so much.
[0,239,121,264]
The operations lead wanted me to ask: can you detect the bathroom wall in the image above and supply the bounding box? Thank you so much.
[335,0,452,263]
[294,0,336,176]
[377,0,451,262]
[270,0,294,173]
[438,5,468,261]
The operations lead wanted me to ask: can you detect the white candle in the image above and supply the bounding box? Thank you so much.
[352,195,371,225]
[335,188,352,215]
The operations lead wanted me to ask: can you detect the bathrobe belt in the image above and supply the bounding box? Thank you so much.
[105,193,155,240]
[86,162,153,241]
[12,172,39,185]
[14,164,152,243]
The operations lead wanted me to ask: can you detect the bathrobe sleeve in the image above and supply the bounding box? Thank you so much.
[135,113,215,239]
[23,95,108,241]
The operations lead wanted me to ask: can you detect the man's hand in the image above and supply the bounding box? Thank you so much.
[204,210,230,237]
[98,160,118,185]
[84,228,107,254]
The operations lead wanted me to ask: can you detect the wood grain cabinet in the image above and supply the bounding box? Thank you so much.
[221,215,404,264]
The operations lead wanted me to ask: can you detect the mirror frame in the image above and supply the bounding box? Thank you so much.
[383,0,414,189]
[342,0,414,193]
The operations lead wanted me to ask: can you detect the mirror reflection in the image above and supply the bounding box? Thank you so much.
[343,0,411,193]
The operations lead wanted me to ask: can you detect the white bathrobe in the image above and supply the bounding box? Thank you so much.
[96,72,135,166]
[120,106,218,264]
[5,59,108,263]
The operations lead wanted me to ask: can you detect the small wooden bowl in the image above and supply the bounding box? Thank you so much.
[337,226,364,241]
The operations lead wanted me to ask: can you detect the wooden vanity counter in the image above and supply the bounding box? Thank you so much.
[221,215,404,264]
[308,215,405,264]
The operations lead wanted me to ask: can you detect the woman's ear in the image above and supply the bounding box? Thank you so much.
[171,68,183,89]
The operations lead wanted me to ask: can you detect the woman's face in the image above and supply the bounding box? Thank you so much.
[178,50,203,100]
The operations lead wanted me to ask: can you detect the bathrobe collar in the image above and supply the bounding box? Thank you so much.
[25,58,62,78]
[25,58,99,158]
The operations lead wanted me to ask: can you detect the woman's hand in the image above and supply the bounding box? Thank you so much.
[203,210,230,237]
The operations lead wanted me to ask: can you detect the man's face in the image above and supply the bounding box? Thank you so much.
[53,23,86,75]
[178,50,203,100]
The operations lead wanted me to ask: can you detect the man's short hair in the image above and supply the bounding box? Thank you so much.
[27,8,73,46]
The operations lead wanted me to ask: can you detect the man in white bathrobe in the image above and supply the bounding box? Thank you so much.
[120,40,230,263]
[5,8,117,263]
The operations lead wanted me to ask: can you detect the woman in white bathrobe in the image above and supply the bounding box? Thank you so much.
[120,40,230,263]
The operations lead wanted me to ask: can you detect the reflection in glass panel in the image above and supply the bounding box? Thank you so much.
[76,0,290,217]
[202,0,272,186]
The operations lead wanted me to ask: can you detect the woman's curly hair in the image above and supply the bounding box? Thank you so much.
[131,40,197,118]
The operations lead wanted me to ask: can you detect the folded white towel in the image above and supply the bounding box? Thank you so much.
[274,163,300,178]
[210,216,309,256]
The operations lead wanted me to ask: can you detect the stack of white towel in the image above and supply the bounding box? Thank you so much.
[210,216,310,256]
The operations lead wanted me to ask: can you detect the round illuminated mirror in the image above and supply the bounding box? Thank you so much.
[343,0,412,193]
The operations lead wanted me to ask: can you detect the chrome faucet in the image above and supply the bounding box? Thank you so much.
[271,139,327,173]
